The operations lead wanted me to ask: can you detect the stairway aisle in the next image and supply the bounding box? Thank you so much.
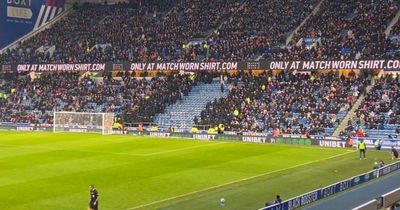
[332,84,374,137]
[152,81,228,128]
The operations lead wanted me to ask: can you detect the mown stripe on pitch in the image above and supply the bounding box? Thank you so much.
[125,151,355,210]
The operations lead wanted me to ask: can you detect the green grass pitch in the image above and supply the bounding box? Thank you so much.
[0,132,394,210]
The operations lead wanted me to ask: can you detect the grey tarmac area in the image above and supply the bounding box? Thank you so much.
[303,170,400,210]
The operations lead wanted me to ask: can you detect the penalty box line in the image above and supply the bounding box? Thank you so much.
[125,150,356,210]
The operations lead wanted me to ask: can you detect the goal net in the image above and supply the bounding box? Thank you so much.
[53,111,114,135]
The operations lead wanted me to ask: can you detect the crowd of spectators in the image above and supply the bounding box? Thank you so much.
[286,0,398,60]
[1,0,399,63]
[387,18,400,58]
[351,74,400,131]
[205,0,319,61]
[1,4,112,64]
[1,69,399,136]
[199,71,368,135]
[0,1,178,63]
[0,71,195,124]
[0,0,243,63]
[125,0,243,62]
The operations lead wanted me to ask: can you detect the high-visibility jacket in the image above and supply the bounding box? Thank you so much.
[218,124,225,132]
[191,127,199,133]
[208,128,217,134]
[374,140,380,146]
[359,142,366,150]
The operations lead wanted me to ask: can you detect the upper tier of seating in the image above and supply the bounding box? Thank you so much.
[0,0,399,63]
[387,17,400,59]
[286,0,398,60]
[205,0,319,61]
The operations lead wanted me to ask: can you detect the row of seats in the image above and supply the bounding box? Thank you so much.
[153,81,228,128]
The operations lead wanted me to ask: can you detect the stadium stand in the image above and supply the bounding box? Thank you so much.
[0,0,244,63]
[0,2,178,63]
[198,71,368,135]
[0,71,195,124]
[349,74,400,138]
[287,0,398,60]
[152,79,228,128]
[0,0,399,62]
[387,19,400,59]
[132,0,244,62]
[206,0,320,61]
[0,0,400,136]
[1,4,112,63]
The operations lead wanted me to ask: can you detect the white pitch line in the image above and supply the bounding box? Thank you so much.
[125,150,356,210]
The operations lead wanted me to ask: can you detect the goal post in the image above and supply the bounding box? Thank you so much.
[53,111,114,135]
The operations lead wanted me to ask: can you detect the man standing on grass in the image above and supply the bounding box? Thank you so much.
[358,139,366,160]
[392,146,399,160]
[89,185,99,210]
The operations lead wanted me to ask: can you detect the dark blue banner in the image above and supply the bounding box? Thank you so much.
[378,162,400,177]
[319,179,351,199]
[264,190,321,210]
[261,170,380,210]
[0,0,65,49]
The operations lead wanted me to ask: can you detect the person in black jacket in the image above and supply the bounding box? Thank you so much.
[274,195,282,204]
[392,146,399,160]
[89,185,99,210]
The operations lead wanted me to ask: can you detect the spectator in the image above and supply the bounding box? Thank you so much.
[274,195,282,204]
[392,146,399,160]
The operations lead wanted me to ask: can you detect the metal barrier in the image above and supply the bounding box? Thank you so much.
[351,187,400,210]
[260,161,400,210]
[382,188,400,209]
[351,199,378,210]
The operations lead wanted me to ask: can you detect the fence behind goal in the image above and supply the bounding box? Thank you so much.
[53,111,114,135]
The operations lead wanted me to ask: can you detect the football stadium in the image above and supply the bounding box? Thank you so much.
[1,0,400,210]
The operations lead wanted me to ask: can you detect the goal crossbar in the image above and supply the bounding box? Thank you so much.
[53,111,114,135]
